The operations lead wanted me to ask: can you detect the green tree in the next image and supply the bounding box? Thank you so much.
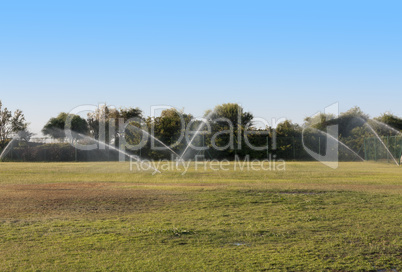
[374,113,402,132]
[303,107,370,159]
[119,107,143,121]
[274,120,303,160]
[87,105,118,142]
[151,109,193,149]
[87,105,143,146]
[208,103,253,129]
[0,100,28,143]
[207,103,254,159]
[42,112,88,140]
[276,120,301,137]
[304,107,368,138]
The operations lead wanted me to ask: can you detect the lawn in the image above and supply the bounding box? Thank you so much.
[0,161,401,271]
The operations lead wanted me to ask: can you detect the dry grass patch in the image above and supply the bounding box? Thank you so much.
[0,182,179,220]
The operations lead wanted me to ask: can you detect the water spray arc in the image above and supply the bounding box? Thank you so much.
[126,125,181,159]
[356,117,400,166]
[179,111,214,161]
[0,138,17,161]
[308,127,365,161]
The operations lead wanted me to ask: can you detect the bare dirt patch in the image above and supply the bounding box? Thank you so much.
[0,182,177,219]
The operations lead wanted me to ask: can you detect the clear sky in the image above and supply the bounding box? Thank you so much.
[1,0,401,134]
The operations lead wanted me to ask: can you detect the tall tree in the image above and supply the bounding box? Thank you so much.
[152,108,193,148]
[0,100,28,142]
[208,103,253,129]
[375,113,402,132]
[87,105,143,145]
[42,112,88,140]
[207,103,254,158]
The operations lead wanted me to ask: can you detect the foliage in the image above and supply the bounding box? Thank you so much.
[209,103,253,129]
[42,112,88,140]
[206,103,254,159]
[87,105,143,146]
[275,120,301,137]
[0,100,27,143]
[4,102,402,161]
[375,113,402,132]
[150,108,193,150]
[87,105,119,142]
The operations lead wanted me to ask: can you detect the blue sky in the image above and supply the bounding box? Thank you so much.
[1,1,401,134]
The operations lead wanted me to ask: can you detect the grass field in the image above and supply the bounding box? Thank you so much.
[0,161,401,271]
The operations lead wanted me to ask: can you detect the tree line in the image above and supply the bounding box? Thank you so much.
[1,100,402,161]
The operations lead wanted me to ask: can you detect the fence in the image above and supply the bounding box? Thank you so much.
[1,135,401,163]
[364,136,402,164]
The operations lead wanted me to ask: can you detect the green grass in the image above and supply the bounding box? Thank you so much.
[0,161,401,271]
